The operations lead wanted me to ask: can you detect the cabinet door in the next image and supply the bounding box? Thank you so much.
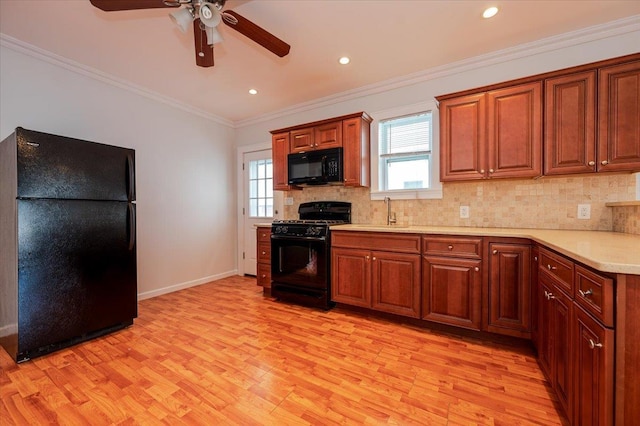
[538,276,555,379]
[272,132,291,190]
[314,121,342,150]
[439,93,486,181]
[573,306,614,426]
[290,127,315,153]
[422,256,482,330]
[544,71,597,175]
[487,243,531,337]
[553,285,573,420]
[343,117,370,187]
[598,60,640,172]
[371,251,421,318]
[331,247,371,307]
[487,82,542,179]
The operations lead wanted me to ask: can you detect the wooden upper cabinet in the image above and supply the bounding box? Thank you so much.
[598,60,640,172]
[290,121,342,153]
[343,116,371,187]
[289,127,315,153]
[270,112,371,188]
[314,121,342,150]
[439,93,486,181]
[272,132,292,191]
[439,82,542,181]
[486,82,542,179]
[544,71,597,175]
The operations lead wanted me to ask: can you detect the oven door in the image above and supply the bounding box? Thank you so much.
[271,234,328,289]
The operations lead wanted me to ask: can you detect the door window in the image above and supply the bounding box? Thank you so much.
[248,159,273,217]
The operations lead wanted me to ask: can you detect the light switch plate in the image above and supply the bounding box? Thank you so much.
[460,206,470,219]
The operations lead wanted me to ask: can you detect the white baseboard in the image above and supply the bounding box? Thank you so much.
[0,323,17,338]
[137,270,239,301]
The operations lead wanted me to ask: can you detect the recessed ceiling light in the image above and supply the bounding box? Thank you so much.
[248,89,258,95]
[483,6,498,19]
[339,56,350,65]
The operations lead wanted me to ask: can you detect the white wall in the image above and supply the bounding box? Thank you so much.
[0,45,238,299]
[235,21,640,148]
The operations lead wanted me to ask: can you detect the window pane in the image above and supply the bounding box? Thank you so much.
[248,158,274,218]
[386,156,430,190]
[380,112,431,154]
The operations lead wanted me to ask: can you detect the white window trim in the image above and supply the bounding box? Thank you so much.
[370,100,443,201]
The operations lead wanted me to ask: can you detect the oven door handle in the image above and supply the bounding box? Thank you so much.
[271,234,326,242]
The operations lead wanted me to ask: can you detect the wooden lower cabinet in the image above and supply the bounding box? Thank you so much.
[537,247,616,425]
[422,256,482,330]
[331,232,421,317]
[573,305,614,426]
[487,241,531,337]
[331,247,371,307]
[371,251,421,318]
[540,277,574,419]
[256,226,272,289]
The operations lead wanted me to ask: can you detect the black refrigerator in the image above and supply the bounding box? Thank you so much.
[0,127,137,362]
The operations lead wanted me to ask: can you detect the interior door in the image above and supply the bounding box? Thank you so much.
[242,149,281,275]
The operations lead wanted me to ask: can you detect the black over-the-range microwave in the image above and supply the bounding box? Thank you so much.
[288,147,343,185]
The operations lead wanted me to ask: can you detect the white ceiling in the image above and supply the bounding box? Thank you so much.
[1,1,639,125]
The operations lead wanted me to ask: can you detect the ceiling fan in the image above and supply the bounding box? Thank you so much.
[89,0,291,68]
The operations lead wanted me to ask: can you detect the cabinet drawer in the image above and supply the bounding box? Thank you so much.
[575,265,614,327]
[332,231,420,253]
[422,236,482,259]
[257,263,271,287]
[257,242,271,263]
[539,248,574,295]
[257,227,271,242]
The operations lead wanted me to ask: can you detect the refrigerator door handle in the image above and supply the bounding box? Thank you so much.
[127,203,136,251]
[126,154,135,201]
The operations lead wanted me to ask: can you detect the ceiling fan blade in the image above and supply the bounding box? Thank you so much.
[222,10,290,58]
[89,0,178,11]
[194,19,215,67]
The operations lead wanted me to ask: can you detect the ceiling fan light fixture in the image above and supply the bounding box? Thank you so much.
[205,27,224,45]
[199,3,222,28]
[169,8,194,33]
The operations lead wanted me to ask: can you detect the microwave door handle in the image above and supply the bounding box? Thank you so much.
[321,156,327,178]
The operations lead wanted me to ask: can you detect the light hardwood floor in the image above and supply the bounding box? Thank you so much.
[1,276,568,425]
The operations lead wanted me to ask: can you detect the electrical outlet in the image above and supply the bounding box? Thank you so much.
[577,204,591,220]
[285,197,294,206]
[460,205,470,219]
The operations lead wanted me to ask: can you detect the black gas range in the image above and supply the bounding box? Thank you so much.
[271,201,351,309]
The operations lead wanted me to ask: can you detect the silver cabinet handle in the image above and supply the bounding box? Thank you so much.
[480,169,485,173]
[493,249,498,255]
[534,256,538,261]
[448,245,453,250]
[547,264,557,271]
[261,251,266,255]
[588,161,595,166]
[544,290,555,300]
[372,257,376,261]
[489,168,495,173]
[365,255,370,260]
[474,267,479,272]
[601,160,609,166]
[589,339,603,349]
[261,274,266,278]
[579,288,593,298]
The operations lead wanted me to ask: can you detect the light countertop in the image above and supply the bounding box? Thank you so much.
[330,224,640,275]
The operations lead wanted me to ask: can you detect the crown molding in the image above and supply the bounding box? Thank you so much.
[0,34,234,128]
[235,14,640,129]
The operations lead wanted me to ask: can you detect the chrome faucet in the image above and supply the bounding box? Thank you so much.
[384,196,397,225]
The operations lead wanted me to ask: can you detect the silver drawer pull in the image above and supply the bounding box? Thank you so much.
[579,289,593,298]
[261,274,266,278]
[547,264,557,271]
[493,250,498,255]
[261,251,266,255]
[448,245,453,250]
[474,267,479,272]
[544,290,555,300]
[589,339,603,349]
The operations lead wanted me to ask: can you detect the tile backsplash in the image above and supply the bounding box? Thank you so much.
[283,173,638,234]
